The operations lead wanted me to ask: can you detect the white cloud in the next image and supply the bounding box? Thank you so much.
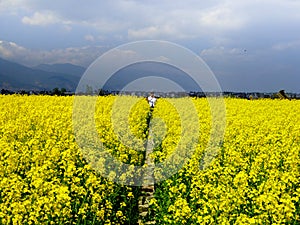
[128,24,194,40]
[200,46,252,62]
[0,45,13,58]
[84,34,95,42]
[102,49,140,63]
[22,11,61,26]
[0,41,27,58]
[2,0,299,45]
[272,40,300,51]
[199,6,244,30]
[128,26,164,39]
[200,46,227,56]
[0,40,108,67]
[0,0,28,14]
[155,56,171,63]
[200,46,248,57]
[86,19,128,33]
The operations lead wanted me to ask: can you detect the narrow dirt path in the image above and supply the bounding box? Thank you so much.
[138,109,155,224]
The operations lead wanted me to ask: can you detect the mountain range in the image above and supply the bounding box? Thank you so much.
[0,57,85,91]
[0,57,202,93]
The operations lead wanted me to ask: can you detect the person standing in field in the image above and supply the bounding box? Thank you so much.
[147,92,157,108]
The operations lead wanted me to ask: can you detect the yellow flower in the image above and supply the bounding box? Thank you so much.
[127,192,134,197]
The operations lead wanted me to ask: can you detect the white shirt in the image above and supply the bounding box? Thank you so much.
[148,95,157,107]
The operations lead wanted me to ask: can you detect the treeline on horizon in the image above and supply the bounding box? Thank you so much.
[1,88,299,100]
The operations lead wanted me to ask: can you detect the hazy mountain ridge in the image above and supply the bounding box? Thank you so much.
[33,63,86,77]
[0,57,85,91]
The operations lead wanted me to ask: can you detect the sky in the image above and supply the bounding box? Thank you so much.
[0,0,300,92]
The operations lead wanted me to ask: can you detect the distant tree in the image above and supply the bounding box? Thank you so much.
[39,90,49,95]
[278,90,290,100]
[51,87,68,95]
[98,88,107,96]
[60,88,67,95]
[19,90,28,95]
[52,87,60,95]
[1,89,14,94]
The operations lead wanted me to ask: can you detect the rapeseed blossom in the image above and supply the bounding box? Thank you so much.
[0,95,299,224]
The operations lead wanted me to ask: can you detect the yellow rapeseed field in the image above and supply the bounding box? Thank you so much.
[0,95,299,224]
[151,98,300,225]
